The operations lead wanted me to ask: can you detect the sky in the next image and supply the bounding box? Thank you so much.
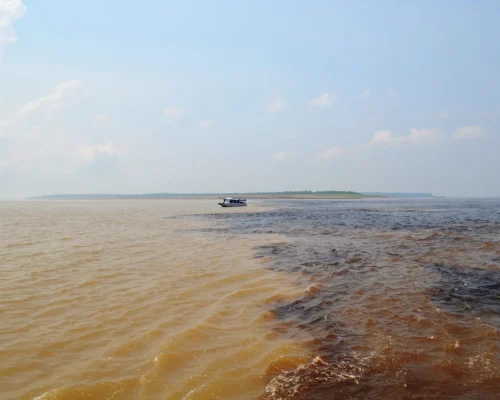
[0,0,499,198]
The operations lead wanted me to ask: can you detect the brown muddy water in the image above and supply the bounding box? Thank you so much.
[1,198,500,399]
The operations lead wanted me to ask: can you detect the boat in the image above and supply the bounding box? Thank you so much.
[218,197,247,207]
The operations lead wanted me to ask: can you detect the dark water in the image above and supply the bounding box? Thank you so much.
[188,198,500,399]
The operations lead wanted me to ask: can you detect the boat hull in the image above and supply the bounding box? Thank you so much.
[218,203,246,207]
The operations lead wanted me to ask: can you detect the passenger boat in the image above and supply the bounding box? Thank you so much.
[218,198,247,207]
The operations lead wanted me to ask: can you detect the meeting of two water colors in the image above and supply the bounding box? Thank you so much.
[183,197,500,399]
[1,198,500,399]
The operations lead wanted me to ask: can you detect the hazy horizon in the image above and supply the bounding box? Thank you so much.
[1,1,499,199]
[10,191,500,201]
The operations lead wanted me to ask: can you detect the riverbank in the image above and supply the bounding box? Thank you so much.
[27,192,377,200]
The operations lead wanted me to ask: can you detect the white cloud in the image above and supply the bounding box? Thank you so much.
[92,113,109,123]
[267,98,284,113]
[197,119,213,128]
[16,80,82,117]
[319,146,345,159]
[0,80,83,134]
[0,81,122,176]
[281,132,296,140]
[310,93,334,108]
[0,0,26,57]
[163,105,184,118]
[408,128,445,144]
[361,89,371,99]
[272,151,296,162]
[370,130,393,146]
[370,128,444,146]
[454,125,483,140]
[439,109,450,119]
[387,89,398,97]
[79,141,118,164]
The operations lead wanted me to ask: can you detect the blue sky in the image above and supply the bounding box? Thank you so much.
[0,0,499,198]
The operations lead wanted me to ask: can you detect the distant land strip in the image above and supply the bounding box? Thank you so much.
[27,191,436,200]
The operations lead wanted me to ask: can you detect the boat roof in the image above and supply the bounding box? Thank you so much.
[223,197,246,200]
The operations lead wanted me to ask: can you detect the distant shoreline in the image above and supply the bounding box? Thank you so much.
[26,191,438,201]
[27,194,372,201]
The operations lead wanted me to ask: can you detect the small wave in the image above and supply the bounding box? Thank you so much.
[265,355,370,400]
